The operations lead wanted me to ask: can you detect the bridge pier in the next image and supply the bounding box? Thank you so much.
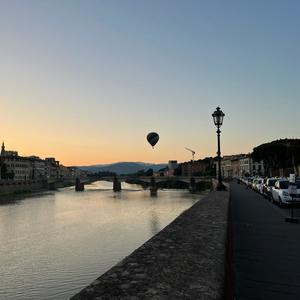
[150,176,158,197]
[75,178,85,191]
[113,176,121,192]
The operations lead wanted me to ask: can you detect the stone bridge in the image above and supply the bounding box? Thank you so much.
[47,177,91,184]
[99,176,212,195]
[47,177,92,190]
[99,176,212,184]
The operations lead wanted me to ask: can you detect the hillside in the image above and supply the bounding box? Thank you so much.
[79,162,167,174]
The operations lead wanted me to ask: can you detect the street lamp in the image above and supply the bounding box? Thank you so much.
[212,107,226,191]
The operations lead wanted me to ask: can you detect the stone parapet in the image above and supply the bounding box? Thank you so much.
[71,190,230,299]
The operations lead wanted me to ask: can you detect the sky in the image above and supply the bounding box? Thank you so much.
[1,0,300,166]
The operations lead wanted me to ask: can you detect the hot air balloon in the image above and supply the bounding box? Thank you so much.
[147,132,159,148]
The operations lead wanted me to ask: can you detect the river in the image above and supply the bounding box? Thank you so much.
[0,181,206,300]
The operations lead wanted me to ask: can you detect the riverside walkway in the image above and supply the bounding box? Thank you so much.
[231,182,300,299]
[71,190,229,299]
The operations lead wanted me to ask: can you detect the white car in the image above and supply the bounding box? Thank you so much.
[271,179,300,206]
[247,177,254,187]
[262,178,277,199]
[255,178,264,194]
[252,178,263,193]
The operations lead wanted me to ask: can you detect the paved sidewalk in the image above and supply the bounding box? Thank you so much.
[231,182,300,300]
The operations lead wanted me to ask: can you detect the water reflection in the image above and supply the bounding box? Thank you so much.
[112,191,122,200]
[0,181,206,300]
[149,210,160,235]
[0,191,55,206]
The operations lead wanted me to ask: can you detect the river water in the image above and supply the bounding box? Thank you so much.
[0,181,205,300]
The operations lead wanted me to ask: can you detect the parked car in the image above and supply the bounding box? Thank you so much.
[251,178,261,191]
[271,179,300,206]
[262,178,277,199]
[254,178,264,193]
[247,177,254,188]
[241,177,248,185]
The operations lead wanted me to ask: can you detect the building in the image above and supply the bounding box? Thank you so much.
[28,156,47,179]
[164,160,178,176]
[220,156,234,178]
[239,154,264,177]
[217,153,265,179]
[3,156,31,181]
[45,158,60,179]
[1,142,31,181]
[181,158,215,177]
[1,142,18,157]
[67,166,88,179]
[0,142,84,182]
[59,165,72,179]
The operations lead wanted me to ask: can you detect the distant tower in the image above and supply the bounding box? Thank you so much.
[1,142,5,156]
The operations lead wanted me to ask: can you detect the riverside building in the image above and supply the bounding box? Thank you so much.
[180,158,214,177]
[0,142,31,181]
[217,154,265,179]
[28,156,47,179]
[0,142,75,181]
[45,158,61,179]
[165,160,178,176]
[239,154,264,177]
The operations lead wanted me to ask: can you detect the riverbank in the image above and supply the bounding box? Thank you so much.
[0,179,48,195]
[71,189,229,299]
[0,178,96,196]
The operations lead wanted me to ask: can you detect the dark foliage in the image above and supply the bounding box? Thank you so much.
[0,162,14,180]
[87,171,116,177]
[126,168,154,177]
[252,139,300,175]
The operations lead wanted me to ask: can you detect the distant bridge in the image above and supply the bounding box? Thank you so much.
[48,176,212,194]
[47,177,95,190]
[47,177,94,184]
[98,176,212,195]
[98,176,212,184]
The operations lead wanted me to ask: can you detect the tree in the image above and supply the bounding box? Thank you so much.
[144,168,153,177]
[1,162,8,179]
[252,139,300,176]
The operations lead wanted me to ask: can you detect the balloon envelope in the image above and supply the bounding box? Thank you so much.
[147,132,159,148]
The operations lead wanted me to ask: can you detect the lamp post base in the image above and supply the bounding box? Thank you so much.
[216,182,227,191]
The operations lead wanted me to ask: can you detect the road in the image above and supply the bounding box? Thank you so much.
[231,181,300,300]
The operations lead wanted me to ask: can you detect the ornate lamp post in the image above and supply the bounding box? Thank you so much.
[212,107,226,190]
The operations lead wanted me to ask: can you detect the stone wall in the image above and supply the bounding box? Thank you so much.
[72,190,230,299]
[0,180,48,195]
[0,178,94,196]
